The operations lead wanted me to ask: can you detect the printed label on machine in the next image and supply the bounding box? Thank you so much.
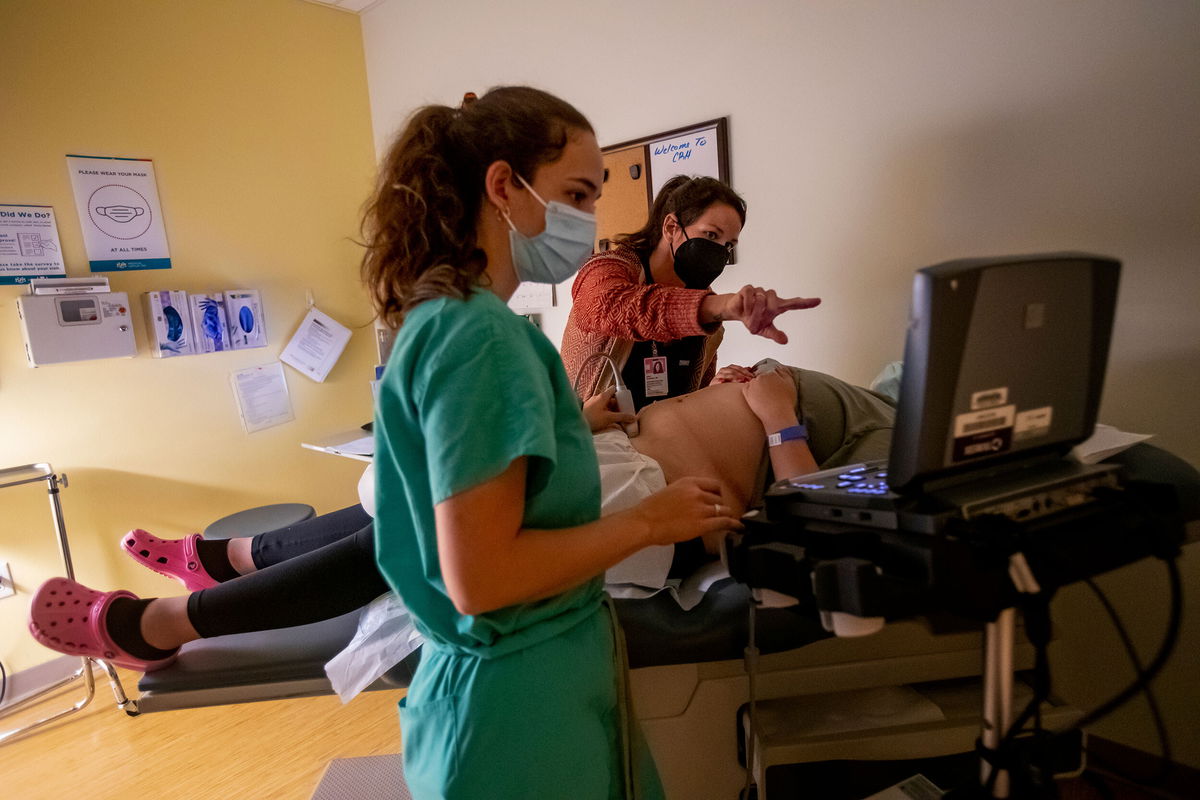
[970,387,1008,410]
[953,405,1015,437]
[952,427,1013,461]
[1014,406,1053,442]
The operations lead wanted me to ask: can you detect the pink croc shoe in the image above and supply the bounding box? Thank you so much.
[119,529,219,591]
[28,577,176,672]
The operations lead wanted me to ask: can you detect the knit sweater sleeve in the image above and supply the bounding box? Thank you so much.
[569,249,711,341]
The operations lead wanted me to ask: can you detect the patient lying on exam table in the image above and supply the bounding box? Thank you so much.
[28,360,896,672]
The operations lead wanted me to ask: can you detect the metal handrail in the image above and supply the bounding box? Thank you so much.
[0,463,138,747]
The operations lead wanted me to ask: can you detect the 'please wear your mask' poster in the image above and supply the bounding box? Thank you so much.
[67,154,172,272]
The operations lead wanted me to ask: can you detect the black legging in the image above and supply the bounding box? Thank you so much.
[185,505,385,638]
[182,500,709,638]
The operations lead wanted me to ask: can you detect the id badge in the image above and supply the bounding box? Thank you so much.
[644,357,668,397]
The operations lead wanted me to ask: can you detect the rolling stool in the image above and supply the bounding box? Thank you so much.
[203,503,315,540]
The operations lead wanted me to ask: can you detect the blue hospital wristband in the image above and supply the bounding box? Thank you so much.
[767,424,808,447]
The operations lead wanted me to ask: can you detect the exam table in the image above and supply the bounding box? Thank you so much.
[131,443,1198,797]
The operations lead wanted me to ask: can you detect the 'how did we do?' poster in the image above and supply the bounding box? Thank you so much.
[0,204,67,285]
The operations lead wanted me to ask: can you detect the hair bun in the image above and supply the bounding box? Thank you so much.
[460,92,478,108]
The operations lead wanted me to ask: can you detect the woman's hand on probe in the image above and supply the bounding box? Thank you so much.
[701,286,821,345]
[582,387,636,433]
[626,476,743,548]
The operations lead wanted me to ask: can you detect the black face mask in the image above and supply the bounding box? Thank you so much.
[671,226,730,289]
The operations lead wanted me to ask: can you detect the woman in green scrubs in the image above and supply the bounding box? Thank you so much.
[360,87,744,799]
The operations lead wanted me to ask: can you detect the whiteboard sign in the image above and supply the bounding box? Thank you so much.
[649,125,721,198]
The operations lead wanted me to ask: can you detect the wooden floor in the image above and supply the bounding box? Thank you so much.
[0,667,405,800]
[2,668,1184,800]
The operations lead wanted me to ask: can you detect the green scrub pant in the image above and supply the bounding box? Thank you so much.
[399,605,665,799]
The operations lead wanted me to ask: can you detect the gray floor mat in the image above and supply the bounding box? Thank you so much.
[310,753,411,800]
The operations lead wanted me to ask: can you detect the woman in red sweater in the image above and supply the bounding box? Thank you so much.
[561,176,820,407]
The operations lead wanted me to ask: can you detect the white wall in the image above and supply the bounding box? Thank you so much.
[362,0,1200,465]
[359,0,1200,767]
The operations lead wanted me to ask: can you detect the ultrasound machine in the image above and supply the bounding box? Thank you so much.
[16,253,1187,800]
[727,253,1187,798]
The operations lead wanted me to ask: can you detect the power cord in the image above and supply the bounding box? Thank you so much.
[1,658,7,707]
[572,352,622,397]
[980,552,1182,796]
[1079,574,1173,786]
[1064,555,1181,735]
[741,595,761,800]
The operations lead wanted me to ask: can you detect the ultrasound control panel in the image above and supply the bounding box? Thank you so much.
[767,460,902,530]
[783,461,897,502]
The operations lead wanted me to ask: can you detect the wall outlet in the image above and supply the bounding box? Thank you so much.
[0,561,15,599]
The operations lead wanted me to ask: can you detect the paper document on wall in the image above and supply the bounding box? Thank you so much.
[231,362,295,433]
[280,306,352,382]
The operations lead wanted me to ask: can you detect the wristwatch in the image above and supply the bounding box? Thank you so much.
[767,424,808,447]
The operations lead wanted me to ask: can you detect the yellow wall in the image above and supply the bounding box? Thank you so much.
[0,0,377,672]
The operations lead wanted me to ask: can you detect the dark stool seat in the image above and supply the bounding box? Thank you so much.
[203,503,315,540]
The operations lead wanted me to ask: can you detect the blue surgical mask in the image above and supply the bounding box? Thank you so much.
[502,175,596,284]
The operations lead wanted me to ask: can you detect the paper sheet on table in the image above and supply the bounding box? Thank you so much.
[1070,423,1153,464]
[325,592,424,703]
[863,774,944,799]
[301,430,374,462]
[761,685,946,740]
[337,436,374,456]
[607,559,732,611]
[280,306,352,382]
[230,362,294,433]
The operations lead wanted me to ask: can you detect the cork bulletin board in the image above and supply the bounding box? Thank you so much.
[595,117,731,257]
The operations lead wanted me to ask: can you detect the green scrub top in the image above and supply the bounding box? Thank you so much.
[373,288,603,652]
[373,288,662,799]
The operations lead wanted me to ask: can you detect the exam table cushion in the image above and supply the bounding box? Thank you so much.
[136,582,825,697]
[1108,442,1200,523]
[138,444,1197,701]
[138,609,363,693]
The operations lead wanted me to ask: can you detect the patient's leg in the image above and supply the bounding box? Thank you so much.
[242,504,373,571]
[31,524,390,668]
[186,524,386,639]
[127,505,374,584]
